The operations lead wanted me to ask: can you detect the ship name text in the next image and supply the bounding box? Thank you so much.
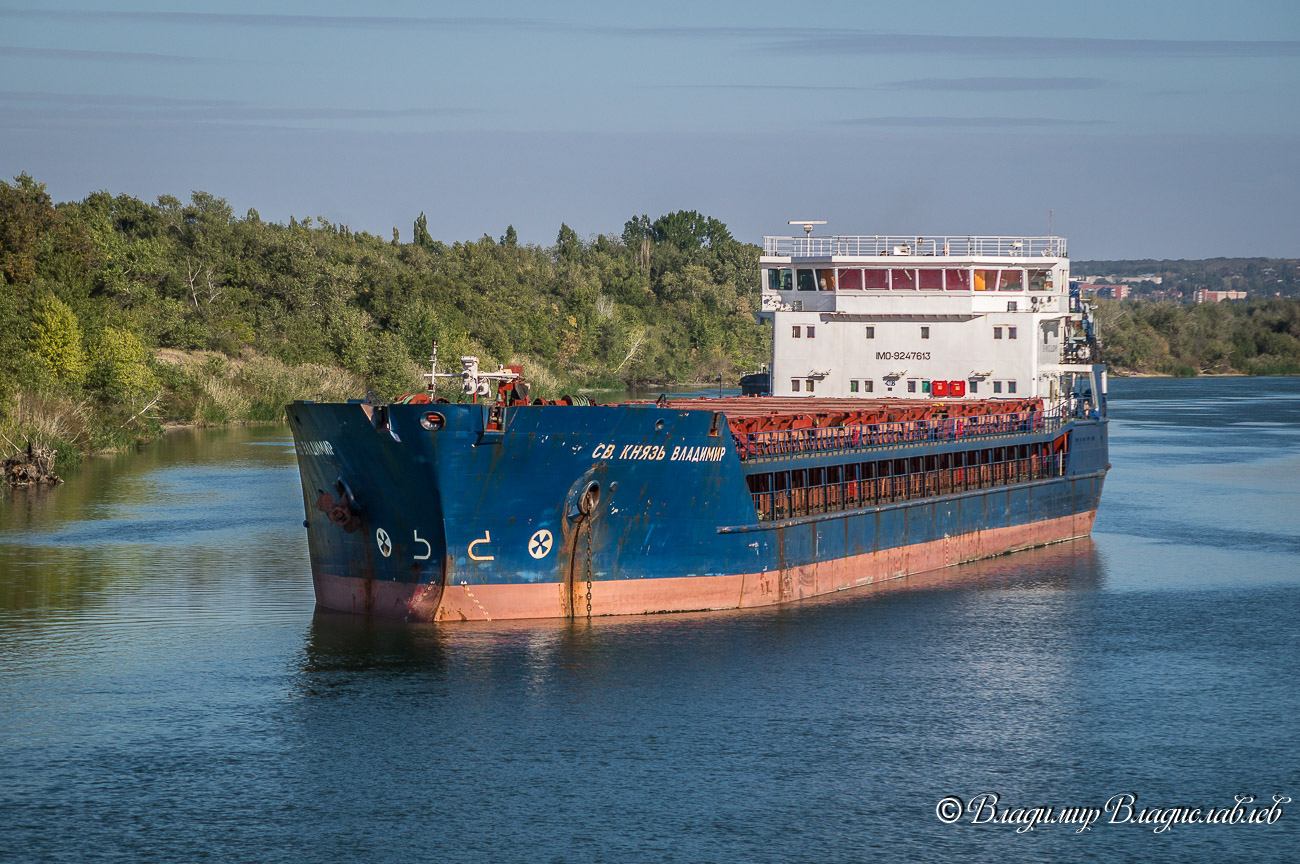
[590,443,726,463]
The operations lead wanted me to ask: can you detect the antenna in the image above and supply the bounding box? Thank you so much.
[788,220,827,237]
[1048,209,1054,236]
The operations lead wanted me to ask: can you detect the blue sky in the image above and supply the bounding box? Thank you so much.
[2,0,1297,258]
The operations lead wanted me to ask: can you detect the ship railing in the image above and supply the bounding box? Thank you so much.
[762,235,1067,259]
[747,449,1071,523]
[734,409,1068,462]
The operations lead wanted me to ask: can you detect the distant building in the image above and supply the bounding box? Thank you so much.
[1083,284,1130,300]
[1080,274,1163,286]
[1194,289,1247,303]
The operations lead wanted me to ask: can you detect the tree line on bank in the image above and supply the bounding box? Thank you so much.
[0,175,765,469]
[1093,297,1300,377]
[2,172,1298,472]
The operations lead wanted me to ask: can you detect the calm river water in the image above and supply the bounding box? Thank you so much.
[2,378,1298,862]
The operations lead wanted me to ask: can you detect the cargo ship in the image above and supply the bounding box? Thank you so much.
[288,230,1107,621]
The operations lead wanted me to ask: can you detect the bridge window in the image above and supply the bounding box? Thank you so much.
[918,269,943,290]
[797,269,817,291]
[817,269,836,291]
[945,269,971,290]
[891,269,917,290]
[839,268,863,290]
[999,269,1024,291]
[974,269,997,291]
[1028,269,1052,291]
[768,268,793,291]
[863,269,889,290]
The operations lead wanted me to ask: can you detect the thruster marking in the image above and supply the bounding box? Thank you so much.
[468,531,495,561]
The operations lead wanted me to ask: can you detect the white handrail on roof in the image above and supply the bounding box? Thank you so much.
[762,235,1067,258]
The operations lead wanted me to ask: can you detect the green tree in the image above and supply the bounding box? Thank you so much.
[0,173,57,285]
[651,210,733,252]
[413,212,433,248]
[556,222,581,262]
[367,331,420,397]
[87,327,156,402]
[28,293,87,387]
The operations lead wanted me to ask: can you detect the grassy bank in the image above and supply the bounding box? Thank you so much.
[0,346,635,475]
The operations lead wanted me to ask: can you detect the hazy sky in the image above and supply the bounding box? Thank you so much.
[2,1,1297,258]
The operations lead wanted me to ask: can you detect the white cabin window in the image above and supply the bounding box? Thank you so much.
[806,379,815,392]
[993,381,1003,394]
[969,380,979,394]
[792,326,801,338]
[907,380,917,393]
[865,326,875,339]
[1008,380,1017,394]
[1008,326,1018,340]
[850,380,859,393]
[864,379,873,393]
[920,326,930,339]
[1007,301,1018,312]
[994,327,1003,340]
[806,326,816,339]
[791,379,801,392]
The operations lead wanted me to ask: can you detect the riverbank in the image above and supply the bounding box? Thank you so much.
[1,345,741,485]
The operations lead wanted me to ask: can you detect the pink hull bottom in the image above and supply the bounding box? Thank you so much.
[313,510,1097,622]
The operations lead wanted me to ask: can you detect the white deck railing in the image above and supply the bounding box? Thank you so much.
[763,235,1067,259]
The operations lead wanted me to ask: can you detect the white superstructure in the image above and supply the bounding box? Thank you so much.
[757,233,1096,405]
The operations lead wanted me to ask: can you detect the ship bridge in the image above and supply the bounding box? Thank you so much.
[757,232,1095,407]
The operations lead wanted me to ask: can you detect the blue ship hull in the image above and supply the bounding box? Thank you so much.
[288,388,1108,621]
